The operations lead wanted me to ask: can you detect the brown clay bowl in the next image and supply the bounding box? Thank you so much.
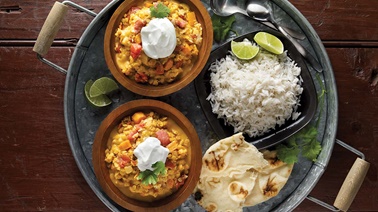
[92,99,202,211]
[104,0,213,97]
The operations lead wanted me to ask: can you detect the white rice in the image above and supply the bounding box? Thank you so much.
[207,49,303,137]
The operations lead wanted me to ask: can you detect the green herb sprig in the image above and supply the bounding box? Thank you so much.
[137,161,167,185]
[276,73,326,164]
[150,2,170,18]
[276,125,322,164]
[212,14,237,42]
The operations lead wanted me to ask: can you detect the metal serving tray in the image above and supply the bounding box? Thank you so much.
[33,0,369,211]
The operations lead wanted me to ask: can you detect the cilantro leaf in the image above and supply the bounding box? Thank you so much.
[276,140,300,164]
[137,161,167,185]
[143,172,158,185]
[152,161,166,176]
[150,2,170,18]
[275,73,326,164]
[301,126,318,140]
[211,14,236,42]
[137,169,158,185]
[298,126,321,162]
[302,137,322,161]
[287,135,298,147]
[276,125,322,164]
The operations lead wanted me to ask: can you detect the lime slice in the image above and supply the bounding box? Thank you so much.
[89,77,119,98]
[231,39,260,60]
[85,79,112,107]
[253,32,284,55]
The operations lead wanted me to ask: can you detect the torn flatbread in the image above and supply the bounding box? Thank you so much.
[194,133,294,212]
[200,133,268,179]
[244,150,294,207]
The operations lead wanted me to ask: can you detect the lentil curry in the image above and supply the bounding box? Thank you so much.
[114,0,203,85]
[105,111,191,201]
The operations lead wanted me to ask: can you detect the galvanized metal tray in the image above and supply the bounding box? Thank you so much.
[33,0,369,211]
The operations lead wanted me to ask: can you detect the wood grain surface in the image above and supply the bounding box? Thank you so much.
[0,0,377,211]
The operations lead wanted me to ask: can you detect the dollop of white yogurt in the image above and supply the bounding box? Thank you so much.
[134,137,169,171]
[141,18,177,59]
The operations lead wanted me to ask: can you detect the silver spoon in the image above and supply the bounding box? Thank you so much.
[210,0,305,40]
[246,2,322,72]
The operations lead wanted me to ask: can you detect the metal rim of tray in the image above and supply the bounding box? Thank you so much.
[62,0,337,211]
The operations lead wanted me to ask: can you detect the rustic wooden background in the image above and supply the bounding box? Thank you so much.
[0,0,377,211]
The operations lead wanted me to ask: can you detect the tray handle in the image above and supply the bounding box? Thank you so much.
[32,1,97,74]
[306,139,370,211]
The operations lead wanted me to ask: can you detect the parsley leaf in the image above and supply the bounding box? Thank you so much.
[150,2,170,18]
[276,73,326,164]
[152,161,166,175]
[276,125,322,164]
[302,133,322,161]
[276,138,300,164]
[137,170,158,185]
[276,125,321,164]
[137,161,167,185]
[211,14,236,42]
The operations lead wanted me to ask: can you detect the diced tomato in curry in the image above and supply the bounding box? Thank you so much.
[156,129,170,146]
[155,63,165,75]
[175,19,187,28]
[117,154,131,168]
[165,159,175,169]
[134,72,148,83]
[130,43,142,60]
[134,20,146,33]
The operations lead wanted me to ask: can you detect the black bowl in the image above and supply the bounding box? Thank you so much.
[194,30,318,149]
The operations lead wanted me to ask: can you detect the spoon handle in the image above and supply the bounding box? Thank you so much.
[262,21,305,40]
[270,20,323,72]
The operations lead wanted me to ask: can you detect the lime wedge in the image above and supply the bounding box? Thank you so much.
[231,39,260,60]
[253,32,284,55]
[89,77,119,98]
[85,79,112,107]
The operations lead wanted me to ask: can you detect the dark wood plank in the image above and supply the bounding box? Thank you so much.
[0,0,377,42]
[0,0,111,40]
[0,47,107,211]
[295,47,378,211]
[291,0,378,41]
[1,0,378,211]
[1,46,377,211]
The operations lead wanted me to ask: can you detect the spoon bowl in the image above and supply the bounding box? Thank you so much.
[210,0,247,16]
[210,0,305,40]
[246,3,270,21]
[246,2,275,22]
[246,0,323,72]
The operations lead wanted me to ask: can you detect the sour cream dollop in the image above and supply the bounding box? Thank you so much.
[134,137,169,171]
[141,18,177,59]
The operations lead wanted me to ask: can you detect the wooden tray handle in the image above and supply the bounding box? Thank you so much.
[33,2,68,56]
[333,157,370,211]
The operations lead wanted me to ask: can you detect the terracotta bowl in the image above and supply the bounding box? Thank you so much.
[92,99,202,211]
[104,0,213,97]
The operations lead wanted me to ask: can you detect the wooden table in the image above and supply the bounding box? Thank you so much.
[0,0,377,211]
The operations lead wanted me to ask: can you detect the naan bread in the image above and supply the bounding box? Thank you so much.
[194,133,294,212]
[200,133,268,179]
[244,150,294,207]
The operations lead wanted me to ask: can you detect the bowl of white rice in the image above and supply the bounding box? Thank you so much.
[195,30,317,149]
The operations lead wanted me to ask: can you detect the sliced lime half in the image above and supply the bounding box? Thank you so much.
[253,32,284,55]
[85,79,112,107]
[89,77,119,98]
[231,39,260,60]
